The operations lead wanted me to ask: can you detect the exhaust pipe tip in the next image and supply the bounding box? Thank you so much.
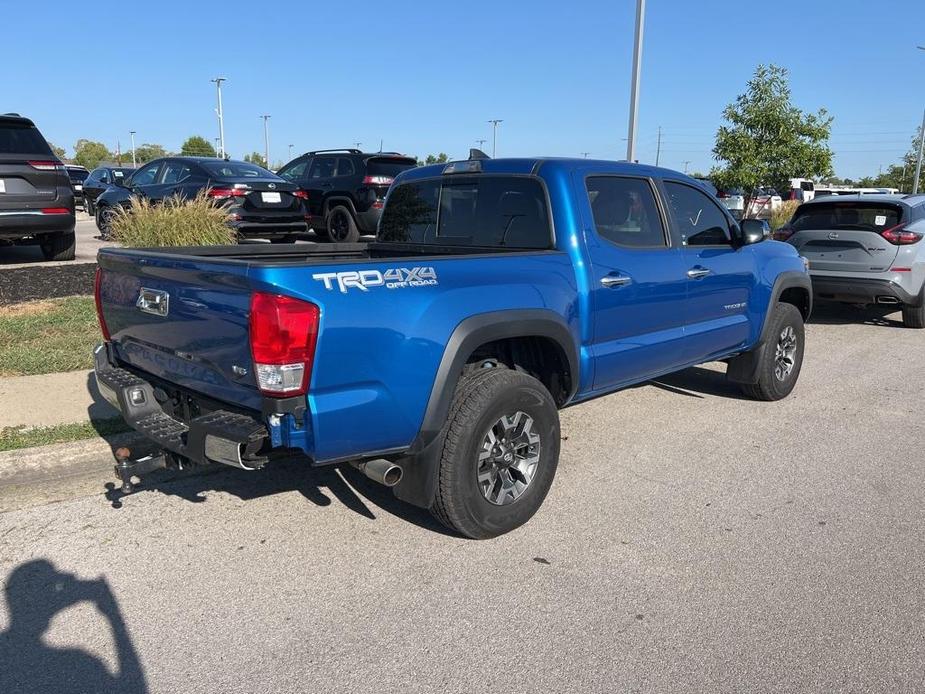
[876,296,901,305]
[350,459,403,487]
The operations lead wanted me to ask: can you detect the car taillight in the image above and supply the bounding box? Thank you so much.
[249,292,320,397]
[292,190,309,200]
[40,207,70,214]
[28,160,62,171]
[773,224,795,241]
[94,267,111,341]
[880,224,922,245]
[208,187,247,199]
[363,175,394,186]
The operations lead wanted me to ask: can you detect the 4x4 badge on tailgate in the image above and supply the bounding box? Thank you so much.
[136,288,169,317]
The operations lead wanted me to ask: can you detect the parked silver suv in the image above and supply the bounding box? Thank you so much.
[776,194,925,327]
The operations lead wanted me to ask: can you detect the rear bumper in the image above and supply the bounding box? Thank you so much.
[231,220,308,237]
[94,345,269,468]
[0,210,75,239]
[811,275,922,307]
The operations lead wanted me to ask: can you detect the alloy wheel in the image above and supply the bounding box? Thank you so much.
[476,411,541,506]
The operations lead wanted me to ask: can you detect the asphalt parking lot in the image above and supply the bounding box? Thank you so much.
[0,303,922,693]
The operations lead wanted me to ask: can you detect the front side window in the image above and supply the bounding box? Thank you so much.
[663,181,732,246]
[586,176,665,247]
[277,158,308,181]
[132,162,161,186]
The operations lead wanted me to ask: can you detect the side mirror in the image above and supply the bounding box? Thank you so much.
[739,218,770,245]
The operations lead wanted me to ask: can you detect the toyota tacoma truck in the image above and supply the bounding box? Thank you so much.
[94,154,812,538]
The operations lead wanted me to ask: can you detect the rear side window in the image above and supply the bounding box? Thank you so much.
[308,157,336,179]
[379,176,551,248]
[336,158,356,177]
[366,158,416,178]
[663,181,732,246]
[0,124,52,155]
[791,202,902,232]
[586,176,665,247]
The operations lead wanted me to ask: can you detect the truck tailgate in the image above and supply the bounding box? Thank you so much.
[97,252,262,411]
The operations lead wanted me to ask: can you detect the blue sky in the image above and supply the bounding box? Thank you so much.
[7,0,924,178]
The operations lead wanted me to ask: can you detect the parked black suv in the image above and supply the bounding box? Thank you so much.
[276,149,417,242]
[82,165,135,216]
[94,157,308,242]
[66,165,90,209]
[0,114,76,260]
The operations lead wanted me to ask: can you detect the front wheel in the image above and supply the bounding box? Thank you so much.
[739,302,805,401]
[96,205,117,239]
[431,367,560,539]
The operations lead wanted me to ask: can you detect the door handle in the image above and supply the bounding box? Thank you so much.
[687,268,711,279]
[601,275,632,287]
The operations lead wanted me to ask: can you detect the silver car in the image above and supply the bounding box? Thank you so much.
[776,194,925,328]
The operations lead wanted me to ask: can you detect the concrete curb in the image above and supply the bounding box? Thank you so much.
[0,370,118,429]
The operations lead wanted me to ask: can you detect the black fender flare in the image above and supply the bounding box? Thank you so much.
[392,309,579,508]
[727,271,812,384]
[323,196,358,220]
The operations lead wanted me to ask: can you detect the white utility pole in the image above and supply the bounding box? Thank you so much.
[129,131,136,167]
[626,0,646,162]
[261,115,271,169]
[914,108,925,195]
[211,77,226,158]
[488,120,503,157]
[288,144,294,160]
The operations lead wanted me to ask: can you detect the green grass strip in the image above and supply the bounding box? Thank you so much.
[0,418,131,452]
[0,296,101,376]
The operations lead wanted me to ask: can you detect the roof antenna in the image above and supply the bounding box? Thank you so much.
[469,148,490,160]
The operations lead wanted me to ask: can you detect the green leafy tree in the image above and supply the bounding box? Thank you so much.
[133,143,169,164]
[48,142,67,160]
[416,153,450,166]
[848,126,924,192]
[243,152,268,168]
[72,139,113,169]
[711,64,833,214]
[180,135,217,157]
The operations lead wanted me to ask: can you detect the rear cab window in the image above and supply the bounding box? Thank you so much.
[791,201,902,232]
[379,175,552,249]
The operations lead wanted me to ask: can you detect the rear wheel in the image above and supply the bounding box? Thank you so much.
[740,302,805,401]
[84,196,94,216]
[901,302,925,329]
[431,367,560,539]
[39,230,76,261]
[326,206,359,243]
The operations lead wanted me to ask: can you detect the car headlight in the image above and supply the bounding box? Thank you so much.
[800,256,810,272]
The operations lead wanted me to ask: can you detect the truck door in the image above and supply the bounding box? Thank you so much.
[659,179,757,363]
[577,174,689,390]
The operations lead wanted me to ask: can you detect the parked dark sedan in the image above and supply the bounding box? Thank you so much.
[65,165,89,208]
[82,165,135,215]
[94,157,309,241]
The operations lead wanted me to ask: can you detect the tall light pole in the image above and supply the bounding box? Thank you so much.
[260,115,271,169]
[353,141,363,150]
[129,130,136,167]
[581,152,591,158]
[476,138,487,152]
[214,138,220,157]
[914,46,925,194]
[626,0,646,162]
[683,160,691,174]
[488,120,503,157]
[288,144,294,160]
[211,77,226,158]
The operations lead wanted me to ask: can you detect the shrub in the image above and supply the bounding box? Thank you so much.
[770,199,799,230]
[111,192,236,247]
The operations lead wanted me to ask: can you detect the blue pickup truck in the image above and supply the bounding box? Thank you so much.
[94,155,812,538]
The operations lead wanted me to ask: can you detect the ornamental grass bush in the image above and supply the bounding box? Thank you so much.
[111,192,236,247]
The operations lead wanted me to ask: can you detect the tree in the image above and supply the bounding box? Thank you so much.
[243,152,267,168]
[180,135,217,157]
[416,153,449,166]
[72,139,113,169]
[133,143,169,164]
[711,64,833,214]
[48,142,67,160]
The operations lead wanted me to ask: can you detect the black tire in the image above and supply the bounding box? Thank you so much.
[326,205,359,243]
[431,367,560,539]
[901,302,925,329]
[39,230,76,261]
[84,197,94,216]
[740,302,805,401]
[96,205,116,239]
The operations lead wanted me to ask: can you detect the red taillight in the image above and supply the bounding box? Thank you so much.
[880,224,922,245]
[40,207,70,215]
[94,267,111,341]
[363,175,394,186]
[773,224,795,241]
[292,190,309,200]
[372,200,384,209]
[28,160,61,171]
[207,187,247,199]
[249,292,320,397]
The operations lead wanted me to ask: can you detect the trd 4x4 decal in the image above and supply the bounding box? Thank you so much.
[312,267,438,293]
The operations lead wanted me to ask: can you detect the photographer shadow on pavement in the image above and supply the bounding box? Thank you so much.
[0,560,148,694]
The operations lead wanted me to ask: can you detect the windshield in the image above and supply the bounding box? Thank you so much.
[68,169,88,183]
[791,202,902,232]
[201,161,272,178]
[0,125,52,155]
